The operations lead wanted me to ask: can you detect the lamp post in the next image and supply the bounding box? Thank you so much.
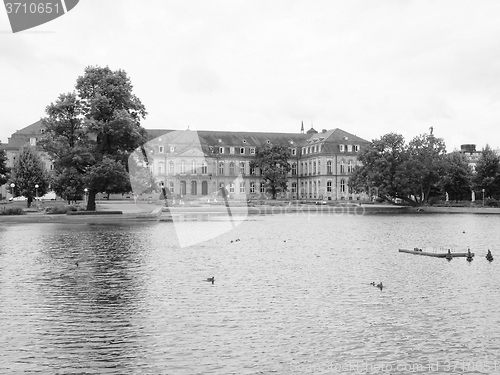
[10,183,15,200]
[35,184,39,200]
[84,188,88,204]
[482,188,485,206]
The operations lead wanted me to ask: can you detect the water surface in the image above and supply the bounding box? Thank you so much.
[1,214,499,374]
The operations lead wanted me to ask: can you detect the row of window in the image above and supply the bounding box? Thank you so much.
[165,179,352,195]
[301,144,360,155]
[301,160,355,175]
[155,159,356,176]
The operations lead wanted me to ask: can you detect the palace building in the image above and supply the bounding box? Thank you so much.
[0,120,370,201]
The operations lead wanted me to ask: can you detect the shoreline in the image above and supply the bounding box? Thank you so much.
[1,203,500,224]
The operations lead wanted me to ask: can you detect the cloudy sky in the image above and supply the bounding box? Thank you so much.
[1,0,500,150]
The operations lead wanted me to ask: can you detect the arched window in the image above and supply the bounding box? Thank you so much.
[180,160,186,174]
[327,180,332,192]
[218,161,224,175]
[291,182,297,193]
[250,181,255,193]
[340,179,346,193]
[260,182,266,193]
[240,161,245,174]
[340,161,345,174]
[201,161,208,174]
[291,163,297,176]
[229,161,235,175]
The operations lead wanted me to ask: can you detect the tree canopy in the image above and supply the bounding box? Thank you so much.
[349,131,448,205]
[40,66,148,210]
[10,146,49,207]
[441,152,472,202]
[0,148,9,187]
[250,144,291,199]
[473,145,500,199]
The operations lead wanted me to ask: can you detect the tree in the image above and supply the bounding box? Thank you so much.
[0,148,9,188]
[403,133,447,203]
[349,131,447,205]
[441,152,472,202]
[473,145,500,199]
[40,66,148,210]
[250,144,291,199]
[10,146,49,207]
[349,133,414,204]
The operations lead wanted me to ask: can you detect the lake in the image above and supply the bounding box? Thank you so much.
[1,213,499,374]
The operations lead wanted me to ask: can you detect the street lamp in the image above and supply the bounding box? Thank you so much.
[84,188,88,203]
[10,183,15,199]
[35,184,39,201]
[482,188,485,206]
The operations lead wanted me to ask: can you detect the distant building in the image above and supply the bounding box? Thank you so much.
[458,144,482,172]
[1,121,370,201]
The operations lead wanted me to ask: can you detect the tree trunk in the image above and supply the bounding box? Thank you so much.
[27,196,32,208]
[86,190,97,211]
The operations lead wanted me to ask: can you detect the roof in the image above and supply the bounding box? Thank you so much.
[305,128,369,145]
[11,120,44,136]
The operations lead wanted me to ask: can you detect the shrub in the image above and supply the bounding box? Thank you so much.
[0,207,25,215]
[45,205,78,214]
[485,198,499,207]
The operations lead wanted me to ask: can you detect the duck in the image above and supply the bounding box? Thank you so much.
[486,250,494,262]
[206,276,215,284]
[376,282,383,290]
[370,282,376,286]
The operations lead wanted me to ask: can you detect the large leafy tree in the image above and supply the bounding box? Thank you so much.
[0,148,9,187]
[441,152,472,202]
[350,131,447,205]
[40,66,148,210]
[473,145,500,199]
[10,146,49,207]
[349,133,413,204]
[402,133,447,203]
[250,144,291,199]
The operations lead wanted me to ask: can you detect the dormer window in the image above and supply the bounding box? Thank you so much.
[250,147,256,155]
[219,147,225,154]
[347,145,353,152]
[209,146,214,153]
[170,146,175,152]
[240,147,245,154]
[30,137,36,146]
[243,139,247,143]
[266,140,271,144]
[339,144,345,152]
[159,146,164,153]
[354,145,360,152]
[230,147,235,154]
[291,148,296,155]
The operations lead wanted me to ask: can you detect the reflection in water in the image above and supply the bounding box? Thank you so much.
[1,215,500,374]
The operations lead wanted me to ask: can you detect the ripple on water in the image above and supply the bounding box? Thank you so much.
[0,215,500,373]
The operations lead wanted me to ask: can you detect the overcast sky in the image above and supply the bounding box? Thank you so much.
[1,0,500,150]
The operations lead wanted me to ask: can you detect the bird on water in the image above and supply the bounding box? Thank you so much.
[206,277,215,284]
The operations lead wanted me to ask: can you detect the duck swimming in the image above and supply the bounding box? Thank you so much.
[206,277,215,284]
